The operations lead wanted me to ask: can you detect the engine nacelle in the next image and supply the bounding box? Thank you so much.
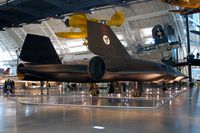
[88,56,106,80]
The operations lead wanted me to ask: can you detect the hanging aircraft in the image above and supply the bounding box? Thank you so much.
[55,11,124,45]
[17,21,185,83]
[160,0,200,14]
[136,25,180,55]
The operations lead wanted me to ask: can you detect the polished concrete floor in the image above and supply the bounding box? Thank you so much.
[10,89,183,109]
[0,88,200,133]
[11,87,184,109]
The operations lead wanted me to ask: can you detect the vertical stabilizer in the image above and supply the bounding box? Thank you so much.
[19,34,61,64]
[87,21,130,58]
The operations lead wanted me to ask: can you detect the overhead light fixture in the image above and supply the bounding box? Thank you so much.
[3,27,7,30]
[93,126,105,130]
[90,8,95,11]
[90,8,96,13]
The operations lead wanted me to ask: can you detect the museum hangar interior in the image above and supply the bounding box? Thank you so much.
[0,0,199,133]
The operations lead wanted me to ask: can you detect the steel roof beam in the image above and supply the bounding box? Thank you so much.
[0,0,30,10]
[0,12,18,22]
[44,0,69,11]
[189,17,200,27]
[127,10,169,21]
[11,5,41,17]
[4,0,30,5]
[70,0,120,11]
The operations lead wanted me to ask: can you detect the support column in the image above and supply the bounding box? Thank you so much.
[63,82,68,94]
[40,81,44,95]
[138,81,143,96]
[185,15,192,86]
[15,48,20,66]
[46,81,50,95]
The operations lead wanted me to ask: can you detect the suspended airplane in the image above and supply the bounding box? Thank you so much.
[136,25,180,54]
[55,11,124,45]
[17,21,185,83]
[160,0,200,14]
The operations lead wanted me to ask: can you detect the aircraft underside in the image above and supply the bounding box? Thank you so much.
[20,70,178,83]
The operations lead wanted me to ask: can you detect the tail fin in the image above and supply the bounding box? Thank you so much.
[87,21,130,58]
[152,25,168,45]
[19,34,61,64]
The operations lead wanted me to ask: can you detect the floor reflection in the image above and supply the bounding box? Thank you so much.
[8,88,185,109]
[0,88,200,133]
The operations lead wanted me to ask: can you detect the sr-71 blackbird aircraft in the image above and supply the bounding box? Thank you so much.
[17,21,185,83]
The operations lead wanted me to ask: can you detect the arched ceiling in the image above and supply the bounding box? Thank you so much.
[0,0,149,28]
[0,0,199,66]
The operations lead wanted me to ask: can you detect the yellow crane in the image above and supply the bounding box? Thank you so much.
[55,11,125,45]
